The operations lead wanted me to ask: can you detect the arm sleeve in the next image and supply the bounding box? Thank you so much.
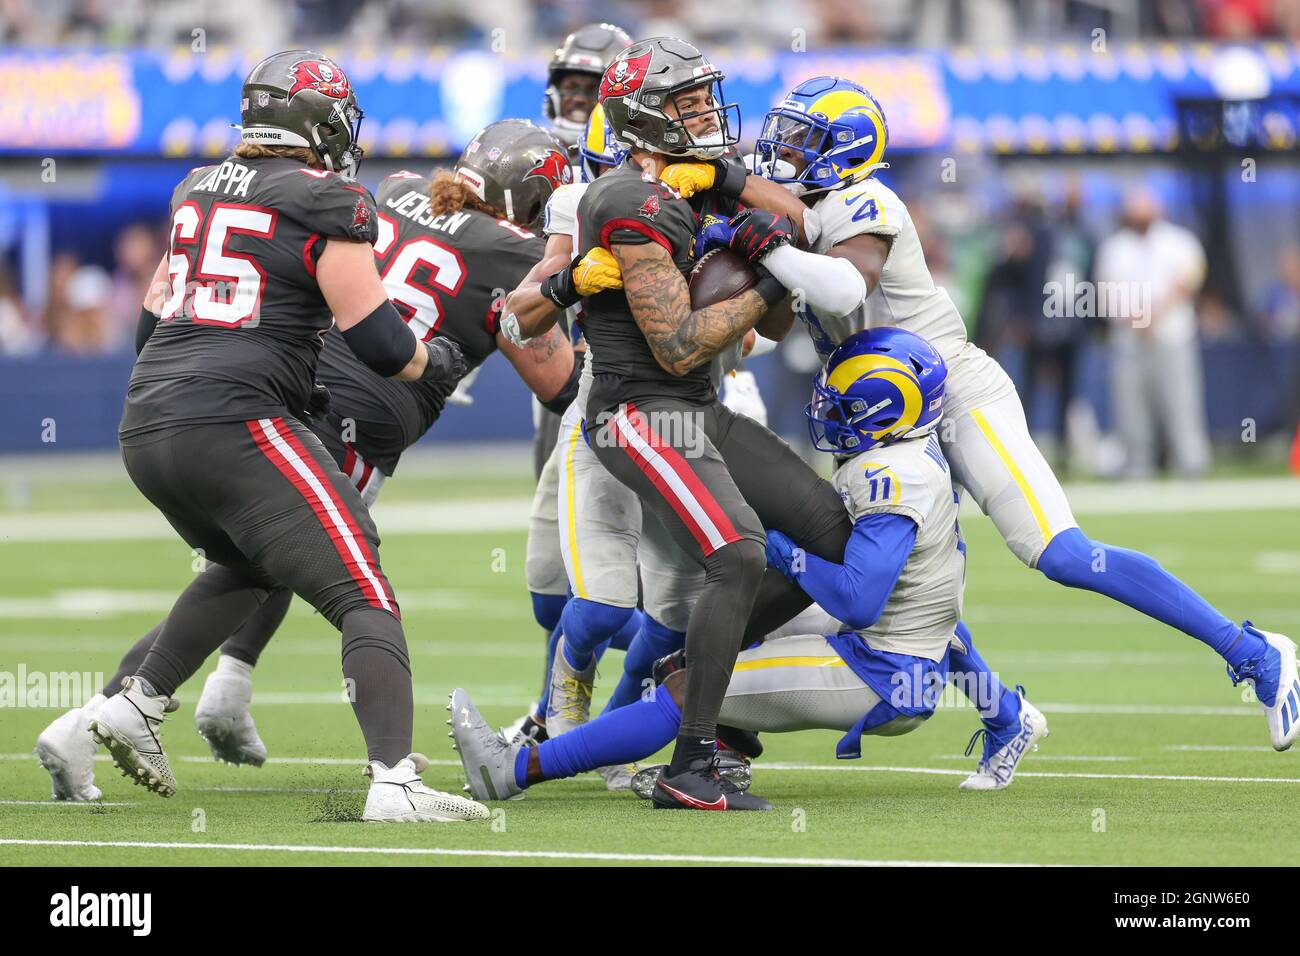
[135,306,160,356]
[789,513,917,630]
[761,243,868,319]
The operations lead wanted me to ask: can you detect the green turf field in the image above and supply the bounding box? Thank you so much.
[1,454,1298,866]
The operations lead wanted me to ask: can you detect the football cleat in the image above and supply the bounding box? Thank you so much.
[194,668,267,767]
[651,754,771,811]
[88,677,177,798]
[449,688,524,802]
[545,638,596,737]
[959,688,1049,791]
[631,752,752,800]
[1227,624,1300,751]
[362,752,490,822]
[596,763,638,791]
[35,698,105,802]
[717,724,763,759]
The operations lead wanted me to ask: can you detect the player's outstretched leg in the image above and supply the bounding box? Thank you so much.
[1038,529,1299,749]
[948,622,1049,790]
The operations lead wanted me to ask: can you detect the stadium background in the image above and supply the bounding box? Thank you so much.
[2,0,1300,476]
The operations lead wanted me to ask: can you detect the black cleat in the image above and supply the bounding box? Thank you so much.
[503,714,548,748]
[631,752,752,800]
[651,754,771,811]
[717,724,763,759]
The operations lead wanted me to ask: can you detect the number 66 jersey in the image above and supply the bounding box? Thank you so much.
[120,155,379,441]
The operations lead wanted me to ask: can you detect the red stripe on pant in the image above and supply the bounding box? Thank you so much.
[612,403,741,557]
[246,418,395,615]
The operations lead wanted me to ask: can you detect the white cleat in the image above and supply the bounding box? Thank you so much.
[195,668,267,767]
[960,690,1049,791]
[1228,624,1300,752]
[545,637,595,738]
[362,752,490,822]
[35,697,105,802]
[88,677,177,797]
[596,764,638,791]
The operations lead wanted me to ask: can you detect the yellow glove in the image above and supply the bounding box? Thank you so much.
[572,247,622,295]
[659,162,716,198]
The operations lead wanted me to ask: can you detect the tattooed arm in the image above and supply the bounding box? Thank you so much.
[496,322,575,401]
[613,241,769,377]
[502,234,573,342]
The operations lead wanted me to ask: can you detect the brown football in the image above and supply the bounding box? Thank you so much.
[688,248,758,309]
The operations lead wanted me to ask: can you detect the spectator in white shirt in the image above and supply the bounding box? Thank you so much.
[1094,188,1210,478]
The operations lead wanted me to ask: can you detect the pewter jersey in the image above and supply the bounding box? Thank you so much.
[833,431,965,662]
[545,180,742,418]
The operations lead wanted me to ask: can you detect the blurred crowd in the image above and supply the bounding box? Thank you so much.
[7,0,1300,48]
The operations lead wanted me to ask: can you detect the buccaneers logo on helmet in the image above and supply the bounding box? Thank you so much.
[599,50,653,99]
[524,149,574,191]
[287,58,352,101]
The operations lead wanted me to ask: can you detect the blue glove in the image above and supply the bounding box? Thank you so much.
[765,529,801,582]
[696,218,736,256]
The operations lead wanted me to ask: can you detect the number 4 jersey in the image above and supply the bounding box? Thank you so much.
[121,155,379,441]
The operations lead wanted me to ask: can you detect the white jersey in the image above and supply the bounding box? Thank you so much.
[804,178,1015,416]
[542,181,742,417]
[833,431,965,662]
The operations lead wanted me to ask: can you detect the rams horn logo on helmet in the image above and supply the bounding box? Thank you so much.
[524,149,573,191]
[600,50,653,99]
[286,59,352,101]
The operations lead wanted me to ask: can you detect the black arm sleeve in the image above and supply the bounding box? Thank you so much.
[135,306,160,356]
[540,356,581,415]
[340,300,418,377]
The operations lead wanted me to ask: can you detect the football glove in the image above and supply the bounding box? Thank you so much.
[498,312,526,348]
[571,247,622,294]
[659,162,715,198]
[729,208,795,263]
[764,529,802,582]
[420,336,467,384]
[696,218,736,256]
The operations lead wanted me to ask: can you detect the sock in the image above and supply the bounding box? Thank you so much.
[219,587,292,666]
[1039,528,1263,668]
[215,654,253,680]
[536,622,564,717]
[340,607,413,766]
[603,617,685,714]
[136,565,270,698]
[530,591,567,634]
[668,733,716,775]
[559,598,637,670]
[949,621,1020,728]
[527,689,682,786]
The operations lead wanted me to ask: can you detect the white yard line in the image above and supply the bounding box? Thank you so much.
[1165,744,1277,752]
[0,800,135,807]
[931,754,1136,762]
[0,838,1051,867]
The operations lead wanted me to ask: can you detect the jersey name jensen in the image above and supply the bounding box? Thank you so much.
[385,189,471,235]
[192,161,258,198]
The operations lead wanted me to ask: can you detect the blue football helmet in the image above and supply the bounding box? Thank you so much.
[806,327,947,454]
[753,75,888,193]
[579,102,628,182]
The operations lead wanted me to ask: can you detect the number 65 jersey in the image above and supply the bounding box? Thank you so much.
[121,155,379,442]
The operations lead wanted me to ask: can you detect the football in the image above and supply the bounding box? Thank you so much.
[688,248,758,309]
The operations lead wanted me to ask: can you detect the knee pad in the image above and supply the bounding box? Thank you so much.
[530,591,568,633]
[1037,527,1094,586]
[561,598,636,657]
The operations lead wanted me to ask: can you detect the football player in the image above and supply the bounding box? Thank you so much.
[34,117,578,806]
[542,22,634,154]
[516,36,863,811]
[449,328,1046,805]
[748,75,1299,751]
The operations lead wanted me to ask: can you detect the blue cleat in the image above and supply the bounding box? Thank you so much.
[1227,623,1300,752]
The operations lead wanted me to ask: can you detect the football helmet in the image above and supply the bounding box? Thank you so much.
[753,75,888,194]
[806,327,947,454]
[239,50,365,177]
[598,37,740,160]
[544,22,633,146]
[578,103,628,182]
[456,119,573,229]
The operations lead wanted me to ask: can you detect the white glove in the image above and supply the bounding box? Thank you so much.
[499,312,527,349]
[719,370,768,427]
